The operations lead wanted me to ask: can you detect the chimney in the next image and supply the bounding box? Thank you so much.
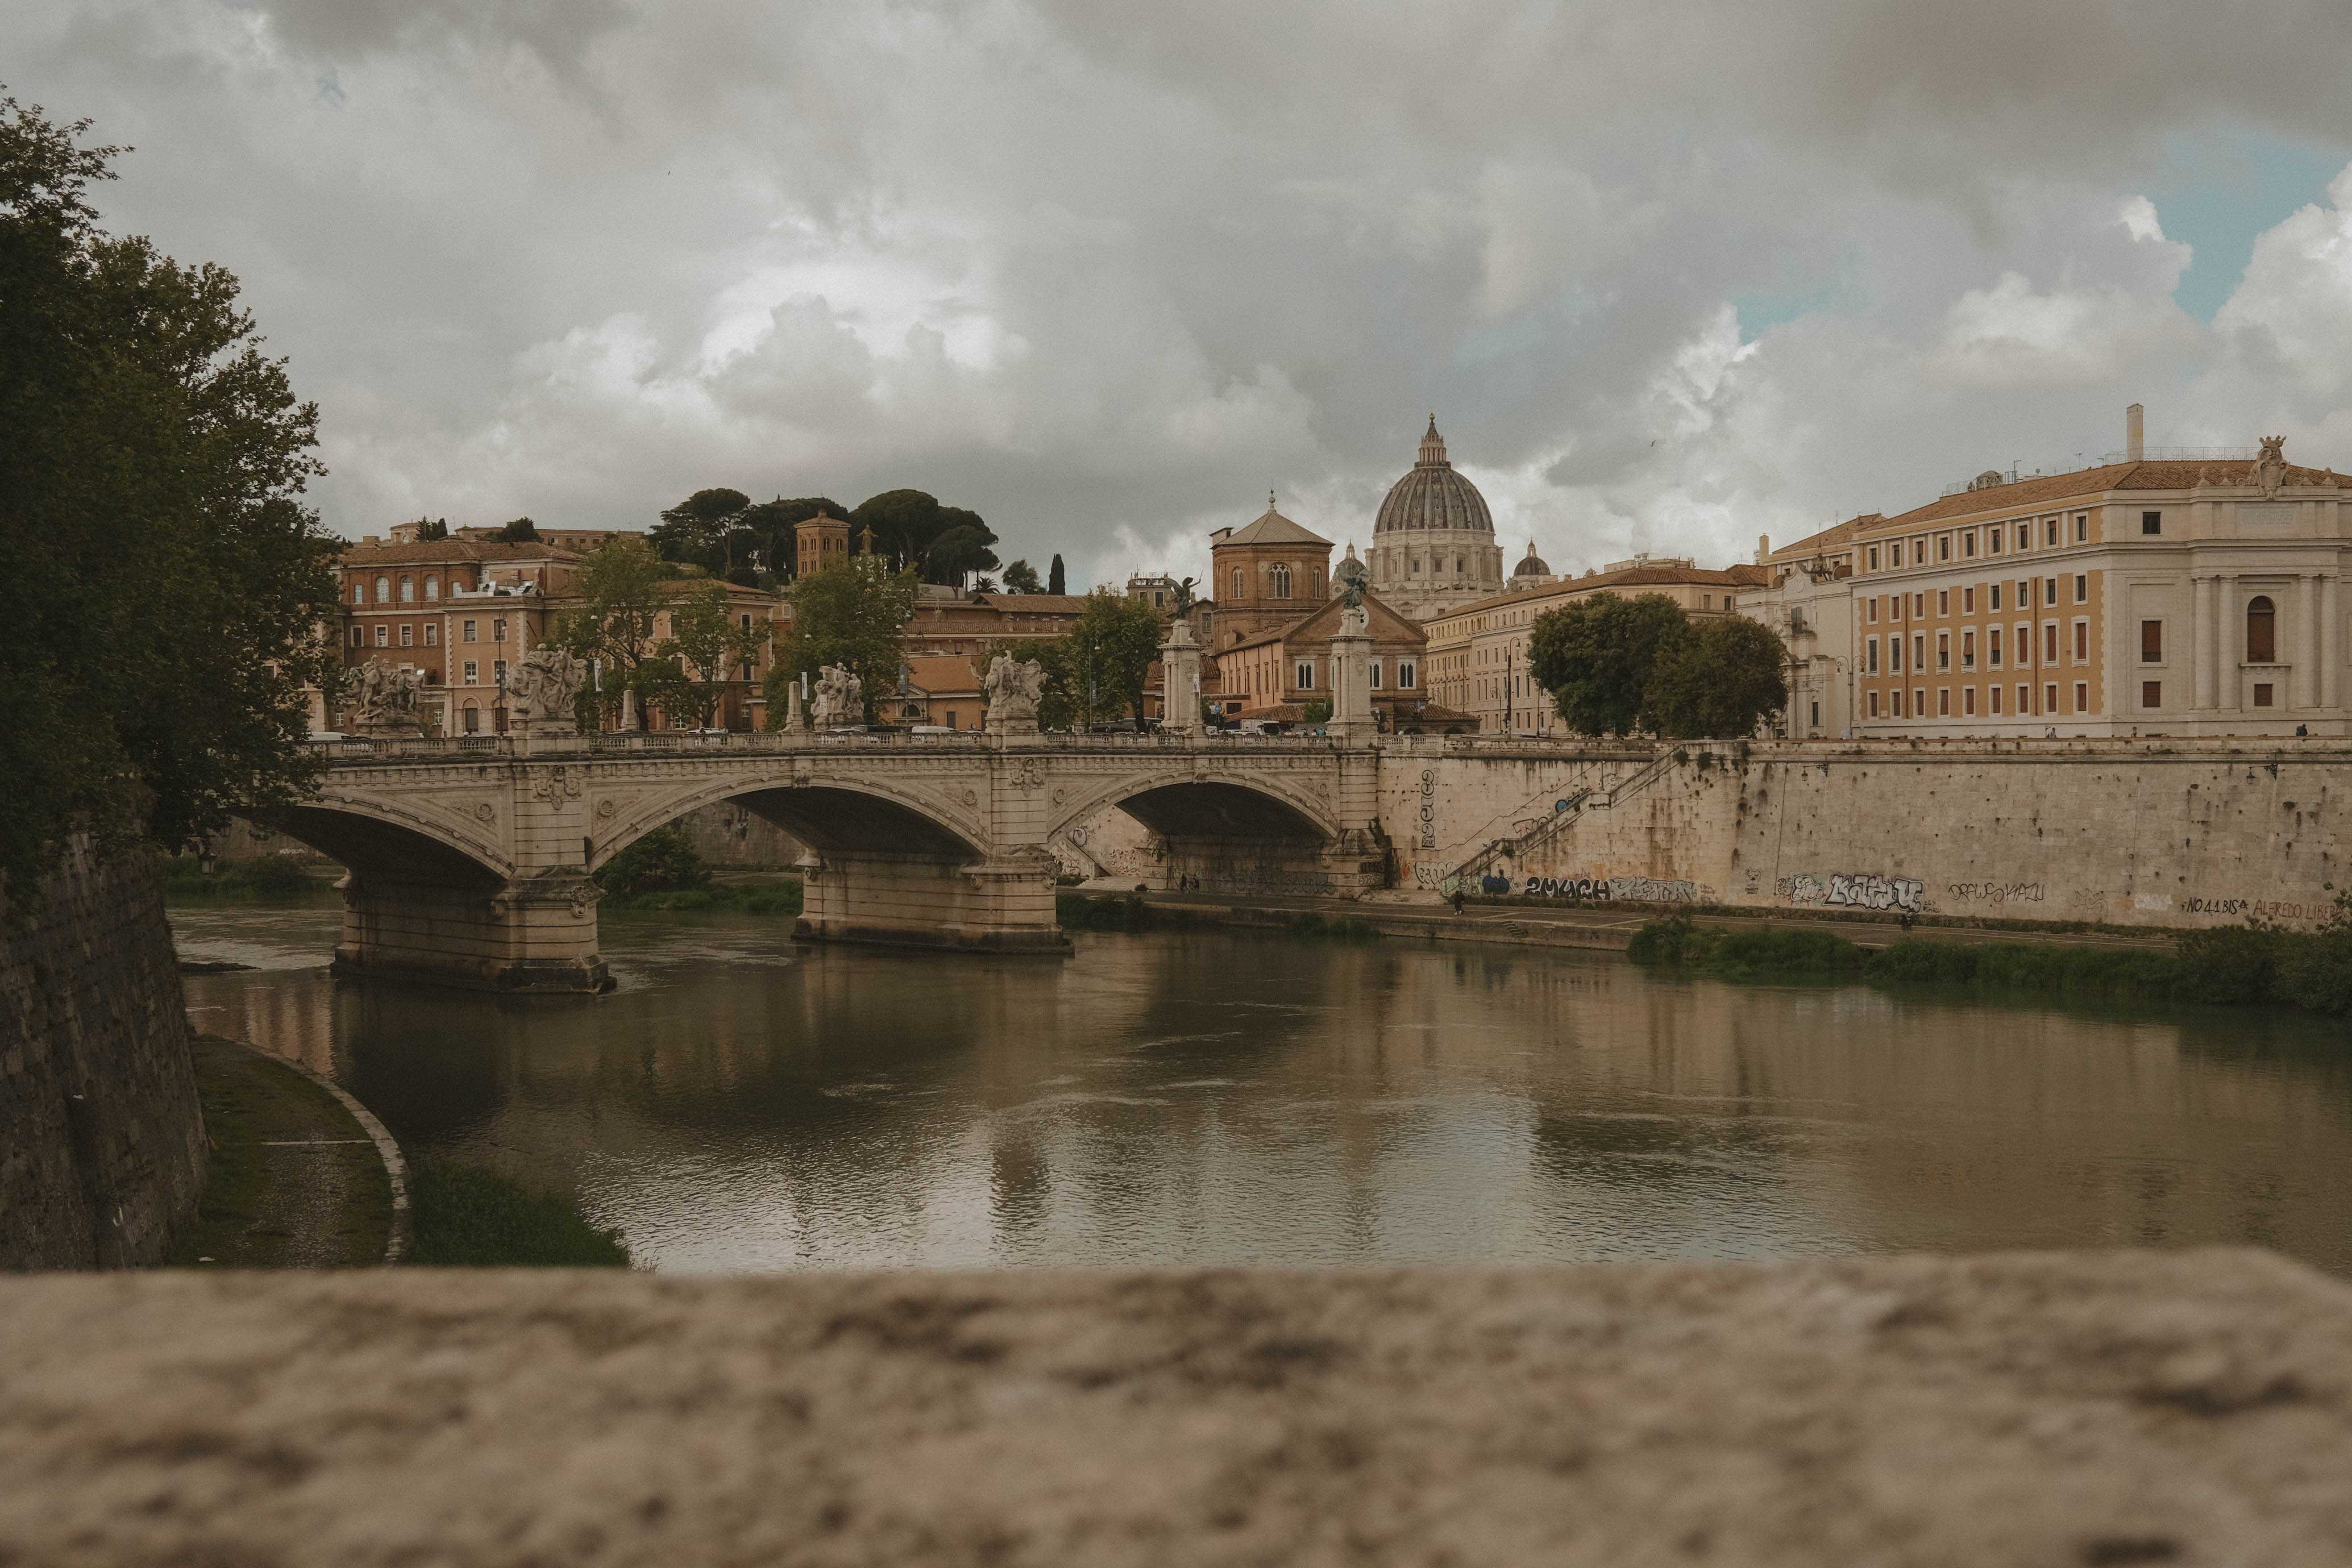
[2126,402,2144,462]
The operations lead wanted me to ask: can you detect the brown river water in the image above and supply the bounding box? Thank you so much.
[169,904,2352,1276]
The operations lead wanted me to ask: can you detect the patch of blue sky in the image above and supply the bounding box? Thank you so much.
[1732,281,1844,342]
[2146,126,2348,321]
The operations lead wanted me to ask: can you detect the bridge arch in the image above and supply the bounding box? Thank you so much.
[1045,767,1340,847]
[240,795,513,888]
[588,772,987,872]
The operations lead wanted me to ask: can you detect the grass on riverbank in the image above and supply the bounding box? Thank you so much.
[159,854,334,901]
[405,1158,631,1267]
[1628,909,2352,1017]
[601,880,801,915]
[1054,891,1377,942]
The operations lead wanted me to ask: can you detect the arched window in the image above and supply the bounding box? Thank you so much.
[399,575,415,603]
[374,575,390,604]
[2246,595,2277,663]
[1232,568,1246,601]
[1271,564,1291,598]
[424,576,440,602]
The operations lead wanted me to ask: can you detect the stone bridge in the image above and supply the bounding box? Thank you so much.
[254,731,1399,992]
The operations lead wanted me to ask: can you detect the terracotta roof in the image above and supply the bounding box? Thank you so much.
[967,593,1093,613]
[339,540,582,567]
[1217,589,1427,655]
[1767,515,1878,563]
[1863,457,2351,534]
[1219,498,1332,550]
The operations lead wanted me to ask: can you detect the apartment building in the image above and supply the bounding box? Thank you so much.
[1847,419,2350,737]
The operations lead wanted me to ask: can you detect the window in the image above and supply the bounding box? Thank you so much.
[351,584,364,605]
[2017,622,2030,665]
[2141,620,2162,663]
[1913,634,1925,671]
[2045,578,2058,606]
[1893,688,1905,717]
[425,576,439,602]
[492,617,506,643]
[399,576,414,603]
[1867,637,1880,674]
[2018,684,2030,713]
[1294,659,1314,691]
[2143,681,2162,708]
[1937,633,1950,671]
[1990,685,2003,714]
[1963,587,1974,613]
[374,575,390,604]
[1810,701,1820,727]
[493,659,508,688]
[1963,687,1976,716]
[1989,527,2002,555]
[1913,593,1925,618]
[1962,631,1975,671]
[2045,683,2058,713]
[1868,545,1881,571]
[2044,623,2058,662]
[464,659,479,684]
[1938,535,1952,562]
[1271,564,1292,598]
[462,704,480,734]
[1232,569,1245,600]
[1989,627,2002,668]
[1890,636,1903,673]
[2254,683,2275,708]
[1702,594,1713,609]
[1963,531,1976,558]
[1991,584,2002,611]
[373,625,387,647]
[463,619,478,642]
[1867,597,1879,623]
[2073,574,2088,604]
[1890,543,1904,567]
[1369,659,1383,689]
[349,626,361,646]
[2045,519,2059,547]
[2246,595,2276,662]
[2073,680,2088,712]
[1914,687,1925,717]
[399,625,413,647]
[2075,514,2088,542]
[2073,622,2088,662]
[2142,511,2162,536]
[1938,589,1950,615]
[425,624,438,646]
[1399,660,1417,690]
[1868,690,1881,718]
[2016,523,2029,551]
[1938,688,1951,716]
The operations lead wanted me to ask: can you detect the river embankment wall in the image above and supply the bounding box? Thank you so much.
[1391,738,2349,930]
[1,839,206,1268]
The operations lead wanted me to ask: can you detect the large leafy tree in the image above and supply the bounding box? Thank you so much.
[739,495,846,584]
[850,488,999,585]
[1,98,339,897]
[495,516,539,543]
[549,536,678,729]
[1000,559,1041,594]
[1053,590,1162,729]
[1641,614,1789,739]
[652,486,750,579]
[412,517,448,542]
[763,558,919,726]
[658,587,770,728]
[1524,592,1693,737]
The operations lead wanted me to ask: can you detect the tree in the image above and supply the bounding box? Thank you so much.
[738,496,846,585]
[653,486,750,577]
[1641,615,1790,739]
[549,537,676,729]
[763,557,919,726]
[850,488,1000,585]
[658,587,770,728]
[1053,590,1162,729]
[924,522,999,585]
[1302,698,1332,727]
[496,516,540,543]
[1,97,340,898]
[412,517,449,542]
[1001,559,1041,594]
[1048,554,1067,595]
[1524,593,1693,737]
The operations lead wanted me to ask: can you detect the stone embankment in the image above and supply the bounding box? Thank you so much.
[2,1250,2347,1565]
[1,840,205,1268]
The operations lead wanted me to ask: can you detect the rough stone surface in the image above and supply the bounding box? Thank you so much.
[0,839,205,1270]
[4,1250,2350,1565]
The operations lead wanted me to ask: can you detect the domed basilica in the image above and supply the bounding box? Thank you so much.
[1367,417,1504,621]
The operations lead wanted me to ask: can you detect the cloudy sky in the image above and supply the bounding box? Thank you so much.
[12,1,2352,590]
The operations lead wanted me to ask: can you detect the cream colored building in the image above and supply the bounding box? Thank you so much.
[1422,556,1769,735]
[1366,418,1505,621]
[1846,415,2351,738]
[1742,517,1869,739]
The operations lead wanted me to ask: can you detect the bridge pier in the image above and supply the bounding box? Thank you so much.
[1157,833,1387,899]
[794,852,1066,954]
[331,871,612,994]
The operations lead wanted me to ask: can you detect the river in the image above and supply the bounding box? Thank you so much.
[169,904,2352,1277]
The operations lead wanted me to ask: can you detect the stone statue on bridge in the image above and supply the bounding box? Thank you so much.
[507,646,587,735]
[346,661,425,736]
[811,664,864,730]
[983,653,1045,735]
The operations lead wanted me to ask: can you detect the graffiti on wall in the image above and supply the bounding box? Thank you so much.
[1778,871,1926,914]
[1418,770,1437,850]
[1517,874,1707,904]
[1944,880,2047,905]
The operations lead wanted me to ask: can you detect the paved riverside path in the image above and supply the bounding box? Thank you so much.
[1099,885,2180,955]
[4,1251,2349,1565]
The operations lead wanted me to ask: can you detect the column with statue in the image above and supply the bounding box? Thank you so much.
[1327,547,1375,742]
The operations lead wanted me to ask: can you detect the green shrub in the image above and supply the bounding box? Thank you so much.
[601,879,802,916]
[1286,912,1379,942]
[159,854,322,900]
[2175,925,2278,1003]
[1058,891,1153,930]
[405,1158,630,1267]
[594,824,708,897]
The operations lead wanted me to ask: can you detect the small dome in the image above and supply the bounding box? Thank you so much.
[1513,540,1551,578]
[1373,415,1494,535]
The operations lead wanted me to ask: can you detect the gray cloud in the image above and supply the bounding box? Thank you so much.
[8,0,2352,590]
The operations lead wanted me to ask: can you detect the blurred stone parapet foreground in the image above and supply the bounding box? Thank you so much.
[3,1250,2349,1565]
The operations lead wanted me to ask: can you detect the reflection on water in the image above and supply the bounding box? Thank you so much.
[170,905,2352,1276]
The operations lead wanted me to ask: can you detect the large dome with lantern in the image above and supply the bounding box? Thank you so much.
[1374,416,1496,536]
[1366,415,1506,621]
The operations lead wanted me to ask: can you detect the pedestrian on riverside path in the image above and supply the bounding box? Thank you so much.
[1451,889,1465,916]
